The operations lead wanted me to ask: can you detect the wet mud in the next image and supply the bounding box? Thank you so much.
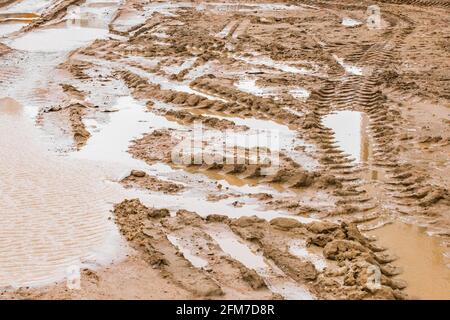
[0,0,448,300]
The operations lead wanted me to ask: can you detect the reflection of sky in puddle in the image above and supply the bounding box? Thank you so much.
[206,224,315,300]
[289,240,327,272]
[200,3,304,12]
[71,97,317,222]
[235,78,277,98]
[199,114,318,170]
[235,78,310,103]
[342,17,362,27]
[207,225,270,273]
[185,61,214,80]
[121,56,161,68]
[289,87,310,100]
[0,0,52,14]
[162,57,197,74]
[234,53,315,75]
[162,102,318,171]
[322,110,367,163]
[333,54,363,76]
[72,96,182,172]
[135,185,317,224]
[0,22,27,37]
[6,0,121,52]
[167,235,208,268]
[8,26,110,52]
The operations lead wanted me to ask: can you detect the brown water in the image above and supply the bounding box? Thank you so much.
[322,110,372,164]
[0,98,125,288]
[369,222,450,299]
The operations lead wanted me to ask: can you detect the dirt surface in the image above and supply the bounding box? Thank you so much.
[0,0,449,299]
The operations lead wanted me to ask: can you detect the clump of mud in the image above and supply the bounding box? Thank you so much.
[113,199,407,300]
[121,170,184,194]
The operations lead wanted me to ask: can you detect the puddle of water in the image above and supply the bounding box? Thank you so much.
[136,186,317,224]
[114,1,188,32]
[0,50,69,111]
[111,10,147,33]
[152,30,169,39]
[235,78,278,98]
[234,53,314,75]
[8,25,110,52]
[333,55,363,76]
[289,240,327,272]
[207,226,267,272]
[199,3,303,12]
[66,4,119,29]
[265,281,314,300]
[6,0,120,52]
[322,110,371,164]
[235,78,310,103]
[0,0,52,14]
[0,21,27,37]
[0,98,125,288]
[0,12,39,22]
[122,56,161,69]
[342,17,362,27]
[167,235,208,268]
[206,224,315,300]
[162,57,197,75]
[289,87,310,101]
[0,10,41,37]
[117,61,226,102]
[369,222,450,300]
[185,111,319,171]
[72,97,316,222]
[185,61,214,80]
[73,96,182,175]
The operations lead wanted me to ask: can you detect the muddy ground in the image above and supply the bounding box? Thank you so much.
[0,0,449,300]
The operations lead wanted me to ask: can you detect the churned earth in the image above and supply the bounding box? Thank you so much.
[0,0,449,300]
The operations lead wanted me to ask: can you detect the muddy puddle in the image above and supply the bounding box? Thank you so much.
[167,235,209,268]
[342,17,362,27]
[289,240,327,272]
[0,0,53,14]
[181,107,318,171]
[369,222,450,300]
[234,78,310,102]
[72,97,317,224]
[333,55,363,76]
[0,98,125,288]
[0,22,24,37]
[73,96,182,174]
[5,0,119,52]
[322,110,372,164]
[8,25,110,52]
[206,224,315,300]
